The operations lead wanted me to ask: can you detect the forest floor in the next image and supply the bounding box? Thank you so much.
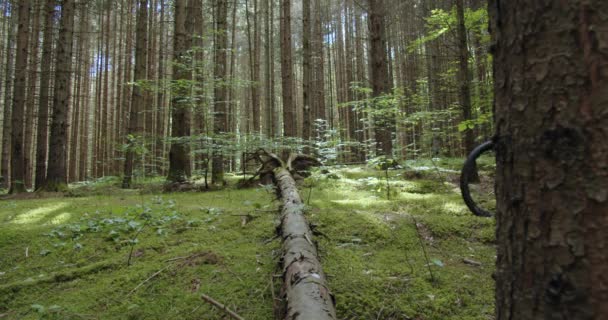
[0,157,496,320]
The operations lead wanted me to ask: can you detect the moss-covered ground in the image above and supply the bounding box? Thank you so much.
[0,157,496,319]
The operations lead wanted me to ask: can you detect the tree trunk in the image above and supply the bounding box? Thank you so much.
[280,0,295,138]
[2,5,16,189]
[42,0,75,192]
[9,1,31,193]
[263,154,336,320]
[302,0,312,149]
[34,0,55,189]
[456,0,479,182]
[490,0,608,318]
[367,0,393,157]
[211,0,228,185]
[167,0,193,183]
[24,0,42,189]
[123,0,148,188]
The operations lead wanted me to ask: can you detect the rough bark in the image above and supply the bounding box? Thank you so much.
[166,0,193,184]
[258,151,335,320]
[24,0,42,188]
[280,0,295,138]
[9,2,31,194]
[1,5,16,189]
[211,0,228,185]
[302,0,312,148]
[34,0,55,188]
[490,0,608,319]
[42,0,75,192]
[122,0,148,188]
[456,0,479,182]
[367,0,393,157]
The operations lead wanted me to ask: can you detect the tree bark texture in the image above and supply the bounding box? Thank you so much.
[490,0,608,319]
[9,2,31,193]
[274,166,336,320]
[212,0,229,185]
[167,0,193,183]
[456,0,479,182]
[123,0,148,188]
[34,0,55,189]
[367,0,393,157]
[280,0,295,138]
[1,3,15,189]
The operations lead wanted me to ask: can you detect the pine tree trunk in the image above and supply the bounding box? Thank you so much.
[280,0,295,138]
[491,0,608,318]
[42,0,75,192]
[456,0,478,181]
[211,0,228,185]
[302,0,312,150]
[123,0,148,188]
[2,6,16,189]
[24,0,41,189]
[34,0,55,189]
[166,0,194,183]
[9,2,31,193]
[367,0,392,157]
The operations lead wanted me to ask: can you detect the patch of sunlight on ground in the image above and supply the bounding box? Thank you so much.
[331,197,389,208]
[49,212,73,225]
[12,202,69,225]
[443,201,468,215]
[396,192,436,201]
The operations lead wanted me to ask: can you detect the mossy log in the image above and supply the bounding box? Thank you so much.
[269,154,335,320]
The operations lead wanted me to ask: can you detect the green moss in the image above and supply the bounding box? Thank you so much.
[0,159,496,319]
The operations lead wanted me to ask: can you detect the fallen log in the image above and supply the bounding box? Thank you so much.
[269,154,336,320]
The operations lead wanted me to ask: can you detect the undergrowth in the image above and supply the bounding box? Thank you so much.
[0,158,495,319]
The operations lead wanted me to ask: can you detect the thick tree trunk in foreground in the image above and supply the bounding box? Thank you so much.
[274,165,336,320]
[491,0,608,319]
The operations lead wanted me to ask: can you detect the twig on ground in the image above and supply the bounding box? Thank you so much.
[201,294,245,320]
[127,264,172,297]
[412,217,436,283]
[462,258,482,267]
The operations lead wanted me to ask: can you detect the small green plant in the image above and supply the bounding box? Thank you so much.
[368,156,401,200]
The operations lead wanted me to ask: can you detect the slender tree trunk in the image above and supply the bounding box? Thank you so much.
[167,0,194,183]
[456,0,478,181]
[367,0,393,156]
[42,0,75,192]
[24,0,41,189]
[123,0,148,188]
[155,0,166,175]
[34,0,55,189]
[280,0,295,138]
[302,0,312,150]
[313,0,325,122]
[211,0,228,185]
[9,1,31,193]
[1,5,16,189]
[491,0,608,318]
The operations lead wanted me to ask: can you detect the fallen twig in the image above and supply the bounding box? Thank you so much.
[201,294,245,320]
[462,258,482,267]
[127,264,172,296]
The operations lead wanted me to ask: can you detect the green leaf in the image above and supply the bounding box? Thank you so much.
[31,304,45,313]
[432,259,445,267]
